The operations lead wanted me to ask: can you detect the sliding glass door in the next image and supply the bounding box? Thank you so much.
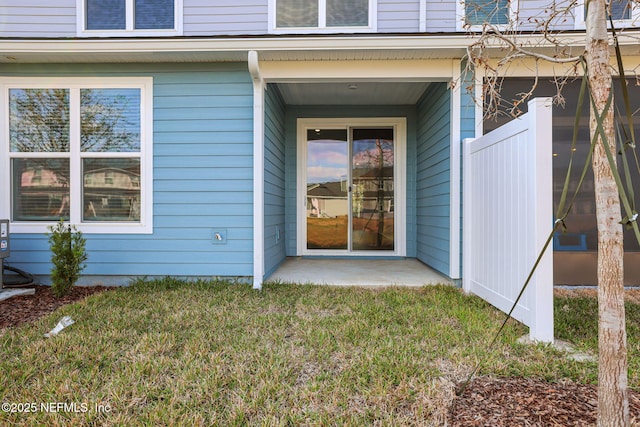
[351,128,394,251]
[305,128,349,249]
[300,120,402,254]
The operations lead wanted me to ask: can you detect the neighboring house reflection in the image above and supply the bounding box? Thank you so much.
[83,167,140,221]
[19,166,69,218]
[17,166,140,221]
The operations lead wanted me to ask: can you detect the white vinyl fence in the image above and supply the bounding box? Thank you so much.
[463,98,554,342]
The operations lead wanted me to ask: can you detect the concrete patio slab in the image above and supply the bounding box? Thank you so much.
[266,258,454,287]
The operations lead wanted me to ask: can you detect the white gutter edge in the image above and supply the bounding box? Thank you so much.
[249,50,265,290]
[1,35,474,54]
[3,31,624,55]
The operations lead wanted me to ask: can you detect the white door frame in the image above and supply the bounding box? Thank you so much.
[296,117,407,256]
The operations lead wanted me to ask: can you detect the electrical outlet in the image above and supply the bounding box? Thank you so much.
[212,229,227,244]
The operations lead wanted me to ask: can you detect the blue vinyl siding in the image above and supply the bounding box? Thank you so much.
[284,105,417,257]
[416,83,451,275]
[377,0,420,32]
[0,0,580,37]
[1,63,255,281]
[424,0,457,32]
[0,0,76,37]
[264,84,287,277]
[183,0,268,36]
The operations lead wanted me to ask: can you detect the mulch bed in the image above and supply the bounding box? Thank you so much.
[449,376,640,426]
[2,285,640,425]
[0,285,113,329]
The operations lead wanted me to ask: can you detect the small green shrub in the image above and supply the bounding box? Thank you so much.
[47,220,88,297]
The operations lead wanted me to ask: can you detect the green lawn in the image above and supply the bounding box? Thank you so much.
[1,279,637,426]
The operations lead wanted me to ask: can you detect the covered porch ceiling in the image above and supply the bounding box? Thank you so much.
[276,81,432,105]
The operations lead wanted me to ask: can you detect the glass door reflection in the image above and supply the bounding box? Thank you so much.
[305,126,395,252]
[306,129,349,249]
[351,128,394,251]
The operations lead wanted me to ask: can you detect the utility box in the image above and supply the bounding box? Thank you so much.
[1,220,8,289]
[0,220,8,259]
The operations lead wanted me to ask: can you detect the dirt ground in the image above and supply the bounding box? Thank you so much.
[0,285,112,329]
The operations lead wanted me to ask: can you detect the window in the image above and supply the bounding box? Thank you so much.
[1,77,153,234]
[271,0,376,33]
[574,0,638,29]
[482,76,640,285]
[78,0,183,36]
[457,0,517,30]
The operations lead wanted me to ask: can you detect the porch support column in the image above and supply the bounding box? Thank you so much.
[449,59,462,279]
[249,50,265,290]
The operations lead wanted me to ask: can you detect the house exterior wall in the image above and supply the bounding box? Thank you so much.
[425,0,457,32]
[377,0,421,32]
[0,0,585,37]
[184,0,268,36]
[264,84,287,277]
[517,0,575,32]
[284,105,417,258]
[416,83,451,275]
[0,0,76,37]
[1,62,255,281]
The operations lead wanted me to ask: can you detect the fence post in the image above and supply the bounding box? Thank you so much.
[527,97,554,342]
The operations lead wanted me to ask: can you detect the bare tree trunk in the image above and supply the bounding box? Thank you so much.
[584,0,629,425]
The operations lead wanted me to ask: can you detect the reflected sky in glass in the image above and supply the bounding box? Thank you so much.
[307,139,347,184]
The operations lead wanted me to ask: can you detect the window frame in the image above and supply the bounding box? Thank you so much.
[456,0,519,31]
[1,77,154,234]
[77,0,183,37]
[574,0,639,29]
[269,0,377,34]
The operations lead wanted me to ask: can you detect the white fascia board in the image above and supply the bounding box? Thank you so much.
[2,32,637,54]
[0,35,473,56]
[4,33,639,64]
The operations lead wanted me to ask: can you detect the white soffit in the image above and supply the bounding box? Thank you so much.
[277,82,431,105]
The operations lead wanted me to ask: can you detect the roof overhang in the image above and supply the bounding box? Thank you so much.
[0,34,470,63]
[2,31,639,64]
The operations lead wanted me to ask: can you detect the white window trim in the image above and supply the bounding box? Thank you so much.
[0,77,154,234]
[456,0,519,32]
[296,117,406,257]
[76,0,183,37]
[574,0,639,29]
[269,0,377,34]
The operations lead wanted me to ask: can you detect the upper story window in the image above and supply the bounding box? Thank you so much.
[457,0,517,30]
[270,0,377,33]
[1,77,153,234]
[77,0,183,37]
[575,0,638,29]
